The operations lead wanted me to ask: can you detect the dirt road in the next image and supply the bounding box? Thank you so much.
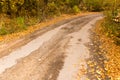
[0,13,103,80]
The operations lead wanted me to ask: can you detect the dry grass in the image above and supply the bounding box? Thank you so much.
[95,19,120,80]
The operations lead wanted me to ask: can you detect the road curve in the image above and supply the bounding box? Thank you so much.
[0,13,103,80]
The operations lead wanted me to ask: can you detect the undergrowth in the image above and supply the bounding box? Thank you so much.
[0,15,38,35]
[102,19,120,45]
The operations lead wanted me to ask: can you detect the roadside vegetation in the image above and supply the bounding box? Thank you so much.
[0,0,105,35]
[95,0,120,79]
[103,1,120,79]
[0,0,119,39]
[0,0,81,35]
[103,0,120,45]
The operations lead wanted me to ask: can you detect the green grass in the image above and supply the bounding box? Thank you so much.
[0,17,27,35]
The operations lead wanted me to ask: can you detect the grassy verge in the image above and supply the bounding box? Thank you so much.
[0,14,40,36]
[95,19,120,80]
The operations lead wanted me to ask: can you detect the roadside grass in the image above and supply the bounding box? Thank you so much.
[0,16,27,35]
[0,15,39,36]
[95,19,120,80]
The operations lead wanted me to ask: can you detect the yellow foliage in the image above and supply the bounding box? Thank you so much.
[95,19,120,80]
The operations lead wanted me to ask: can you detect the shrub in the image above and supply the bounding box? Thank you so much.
[16,17,26,31]
[47,2,60,16]
[103,19,120,45]
[0,27,8,35]
[72,5,80,13]
[103,0,120,45]
[0,17,27,35]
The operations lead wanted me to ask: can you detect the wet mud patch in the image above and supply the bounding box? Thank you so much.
[86,31,110,80]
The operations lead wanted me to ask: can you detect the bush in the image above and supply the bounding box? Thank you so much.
[16,17,26,31]
[0,27,8,35]
[0,17,27,35]
[103,19,120,45]
[47,2,60,16]
[83,0,103,11]
[103,0,120,45]
[72,5,80,13]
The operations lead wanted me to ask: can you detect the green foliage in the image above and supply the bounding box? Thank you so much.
[8,17,27,33]
[0,21,8,35]
[16,17,26,30]
[0,27,8,35]
[83,0,104,11]
[47,2,60,16]
[0,0,83,35]
[1,0,117,36]
[72,5,80,13]
[103,0,120,45]
[0,0,85,18]
[0,17,27,35]
[103,20,120,45]
[0,0,24,17]
[66,0,81,7]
